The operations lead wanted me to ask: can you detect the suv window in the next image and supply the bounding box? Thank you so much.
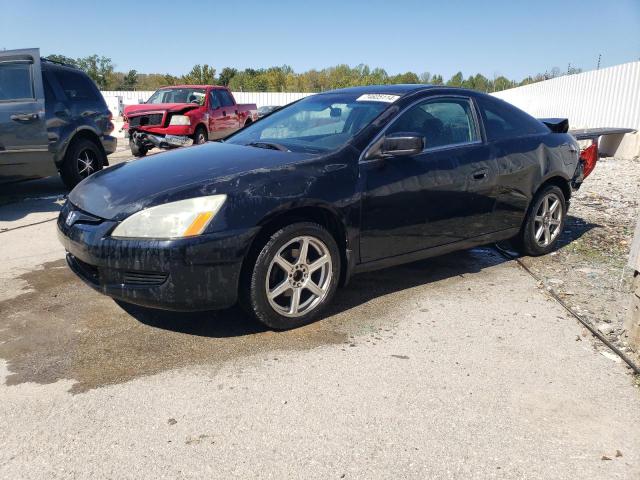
[476,96,548,141]
[387,98,479,149]
[0,62,34,101]
[52,69,98,102]
[218,90,235,107]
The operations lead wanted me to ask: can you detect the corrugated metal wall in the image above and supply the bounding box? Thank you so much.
[491,61,640,130]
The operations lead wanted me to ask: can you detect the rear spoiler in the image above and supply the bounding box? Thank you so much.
[568,127,636,181]
[538,118,569,133]
[569,127,635,141]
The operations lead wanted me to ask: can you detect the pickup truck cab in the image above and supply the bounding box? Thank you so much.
[0,48,116,188]
[124,85,258,156]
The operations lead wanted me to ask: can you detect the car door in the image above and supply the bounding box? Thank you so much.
[208,90,236,139]
[359,96,499,263]
[0,48,54,183]
[219,89,241,133]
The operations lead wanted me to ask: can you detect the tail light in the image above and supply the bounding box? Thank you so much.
[105,110,114,135]
[580,139,598,179]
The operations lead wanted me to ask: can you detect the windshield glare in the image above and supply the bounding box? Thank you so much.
[146,88,206,105]
[226,94,391,153]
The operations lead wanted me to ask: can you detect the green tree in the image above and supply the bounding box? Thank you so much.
[182,64,216,85]
[76,55,115,89]
[218,67,238,86]
[118,69,138,90]
[446,71,464,87]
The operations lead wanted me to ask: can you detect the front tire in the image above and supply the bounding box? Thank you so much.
[60,138,105,189]
[193,126,208,145]
[241,222,341,330]
[129,138,148,157]
[516,185,566,256]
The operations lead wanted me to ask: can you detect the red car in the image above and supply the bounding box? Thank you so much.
[123,85,258,156]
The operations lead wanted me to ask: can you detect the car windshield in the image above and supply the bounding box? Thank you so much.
[226,93,393,153]
[146,88,206,105]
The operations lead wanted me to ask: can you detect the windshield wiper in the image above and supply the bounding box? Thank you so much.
[245,141,290,152]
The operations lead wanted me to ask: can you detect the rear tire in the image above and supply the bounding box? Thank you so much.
[129,138,148,157]
[60,138,105,189]
[515,185,566,256]
[240,222,341,330]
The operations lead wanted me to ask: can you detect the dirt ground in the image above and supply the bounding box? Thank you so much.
[515,157,640,364]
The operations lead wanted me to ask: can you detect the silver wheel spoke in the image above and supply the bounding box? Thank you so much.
[549,218,561,226]
[308,255,329,273]
[534,215,544,223]
[549,199,560,214]
[289,288,301,315]
[274,254,294,272]
[268,280,290,300]
[298,238,309,265]
[544,225,551,245]
[305,280,324,298]
[543,197,549,216]
[535,226,544,241]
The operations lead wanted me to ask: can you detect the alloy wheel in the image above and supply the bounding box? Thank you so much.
[533,192,562,247]
[77,149,97,178]
[265,236,333,318]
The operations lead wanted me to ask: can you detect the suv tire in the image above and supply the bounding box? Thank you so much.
[60,137,105,189]
[241,222,341,330]
[193,126,208,145]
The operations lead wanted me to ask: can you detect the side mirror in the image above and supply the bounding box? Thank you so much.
[381,132,424,157]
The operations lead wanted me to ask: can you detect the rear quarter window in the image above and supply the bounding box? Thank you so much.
[476,96,548,141]
[52,69,101,103]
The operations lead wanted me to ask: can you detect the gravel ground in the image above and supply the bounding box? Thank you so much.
[516,157,640,363]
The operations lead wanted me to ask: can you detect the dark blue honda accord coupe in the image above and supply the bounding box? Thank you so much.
[58,85,584,329]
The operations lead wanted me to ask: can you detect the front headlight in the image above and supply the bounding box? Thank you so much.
[111,195,227,239]
[169,115,191,126]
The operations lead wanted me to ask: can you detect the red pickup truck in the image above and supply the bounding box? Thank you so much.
[123,85,258,156]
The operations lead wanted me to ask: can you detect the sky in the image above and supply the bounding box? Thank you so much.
[1,0,639,81]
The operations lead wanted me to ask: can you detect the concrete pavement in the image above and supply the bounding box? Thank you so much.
[0,164,639,479]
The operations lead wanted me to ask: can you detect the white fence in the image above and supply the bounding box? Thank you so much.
[491,61,640,130]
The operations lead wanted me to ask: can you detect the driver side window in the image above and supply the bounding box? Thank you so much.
[387,98,479,150]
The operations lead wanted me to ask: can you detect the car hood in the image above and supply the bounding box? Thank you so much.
[69,143,316,221]
[124,103,199,116]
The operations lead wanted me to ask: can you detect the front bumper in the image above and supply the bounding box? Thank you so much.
[57,202,257,311]
[130,131,193,149]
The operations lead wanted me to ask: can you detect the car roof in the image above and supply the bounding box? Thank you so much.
[320,84,433,96]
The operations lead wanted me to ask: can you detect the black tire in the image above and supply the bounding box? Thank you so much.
[129,138,148,157]
[515,185,567,256]
[60,138,105,189]
[193,126,208,145]
[241,222,341,330]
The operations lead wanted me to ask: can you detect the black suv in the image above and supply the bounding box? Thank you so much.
[0,48,116,188]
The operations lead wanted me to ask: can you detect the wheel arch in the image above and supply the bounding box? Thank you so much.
[240,205,350,290]
[56,128,107,166]
[537,174,572,202]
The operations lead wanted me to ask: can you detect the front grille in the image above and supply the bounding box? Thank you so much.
[129,113,164,127]
[123,271,168,286]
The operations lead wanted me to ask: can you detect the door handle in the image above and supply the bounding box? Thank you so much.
[235,109,238,115]
[222,110,227,117]
[472,169,488,180]
[10,113,39,122]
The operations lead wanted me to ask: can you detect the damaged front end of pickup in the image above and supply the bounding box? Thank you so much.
[123,105,200,157]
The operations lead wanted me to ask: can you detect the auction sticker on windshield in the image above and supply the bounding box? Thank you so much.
[356,94,400,103]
